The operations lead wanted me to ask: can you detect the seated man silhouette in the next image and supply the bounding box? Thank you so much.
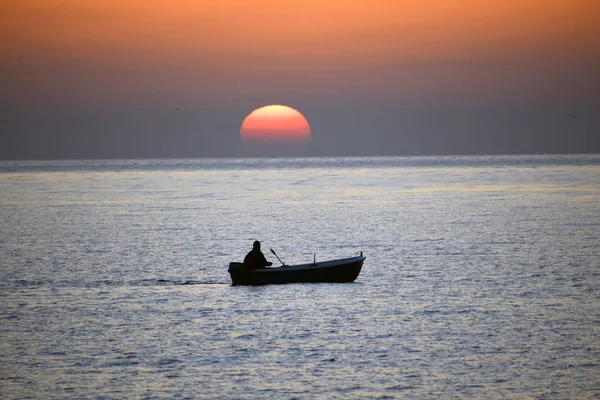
[243,240,273,270]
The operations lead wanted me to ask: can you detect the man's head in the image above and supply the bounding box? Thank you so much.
[253,240,261,250]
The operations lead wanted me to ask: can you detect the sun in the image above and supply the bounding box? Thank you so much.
[240,105,311,144]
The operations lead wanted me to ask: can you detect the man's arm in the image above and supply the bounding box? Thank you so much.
[260,253,273,267]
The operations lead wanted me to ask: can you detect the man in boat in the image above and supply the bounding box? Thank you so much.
[243,240,273,270]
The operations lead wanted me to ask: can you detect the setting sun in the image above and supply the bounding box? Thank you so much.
[240,105,312,144]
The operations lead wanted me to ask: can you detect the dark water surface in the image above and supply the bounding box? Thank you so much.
[1,155,599,398]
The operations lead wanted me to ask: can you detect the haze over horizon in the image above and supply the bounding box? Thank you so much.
[2,0,599,160]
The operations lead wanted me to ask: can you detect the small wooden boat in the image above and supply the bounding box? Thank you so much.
[228,252,365,285]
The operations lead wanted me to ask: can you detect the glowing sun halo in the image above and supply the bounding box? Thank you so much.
[240,105,311,144]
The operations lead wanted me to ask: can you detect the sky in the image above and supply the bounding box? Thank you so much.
[1,0,599,159]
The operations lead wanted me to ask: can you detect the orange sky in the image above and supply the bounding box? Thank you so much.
[4,1,598,60]
[2,0,599,159]
[3,0,599,104]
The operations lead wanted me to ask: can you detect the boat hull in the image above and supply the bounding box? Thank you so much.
[228,255,365,285]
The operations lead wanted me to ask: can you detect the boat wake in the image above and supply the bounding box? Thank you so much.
[11,278,231,289]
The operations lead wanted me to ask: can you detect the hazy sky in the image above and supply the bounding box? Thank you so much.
[2,0,599,159]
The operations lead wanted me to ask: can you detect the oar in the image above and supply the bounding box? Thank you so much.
[270,248,286,266]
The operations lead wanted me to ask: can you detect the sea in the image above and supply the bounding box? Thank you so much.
[1,155,599,399]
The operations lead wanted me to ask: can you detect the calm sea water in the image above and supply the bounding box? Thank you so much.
[1,155,599,399]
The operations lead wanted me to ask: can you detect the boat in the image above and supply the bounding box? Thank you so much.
[228,252,365,285]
